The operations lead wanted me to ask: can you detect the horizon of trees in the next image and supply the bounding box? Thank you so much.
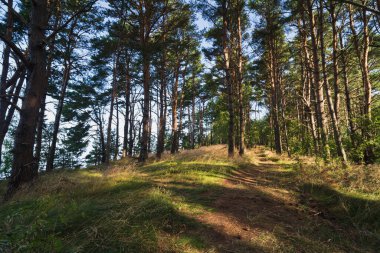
[0,0,379,199]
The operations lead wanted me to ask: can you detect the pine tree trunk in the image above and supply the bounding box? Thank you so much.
[318,0,347,162]
[46,60,72,171]
[237,11,245,156]
[123,54,131,158]
[329,2,341,122]
[171,62,180,154]
[0,0,14,166]
[6,0,49,199]
[362,8,371,119]
[105,52,119,164]
[339,32,356,145]
[156,56,167,158]
[191,87,196,149]
[139,52,150,162]
[114,96,119,160]
[222,0,234,157]
[306,0,327,155]
[128,100,135,156]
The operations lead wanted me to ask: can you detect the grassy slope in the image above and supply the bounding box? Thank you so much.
[0,145,379,253]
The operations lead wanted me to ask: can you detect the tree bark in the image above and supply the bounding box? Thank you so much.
[222,0,234,157]
[0,0,14,166]
[306,0,327,155]
[45,60,72,171]
[170,61,180,154]
[328,2,341,122]
[105,52,119,164]
[237,7,245,156]
[139,51,151,162]
[123,52,131,158]
[339,31,356,145]
[156,52,168,158]
[114,96,119,160]
[318,0,347,162]
[6,0,49,200]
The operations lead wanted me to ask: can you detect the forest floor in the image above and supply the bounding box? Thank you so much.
[0,145,379,252]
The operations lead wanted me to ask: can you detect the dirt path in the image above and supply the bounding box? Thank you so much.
[188,149,367,253]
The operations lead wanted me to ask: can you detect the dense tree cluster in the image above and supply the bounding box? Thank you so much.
[0,0,379,199]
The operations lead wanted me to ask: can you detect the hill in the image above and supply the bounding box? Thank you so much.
[0,145,379,252]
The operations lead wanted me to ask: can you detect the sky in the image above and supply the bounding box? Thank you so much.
[0,0,269,170]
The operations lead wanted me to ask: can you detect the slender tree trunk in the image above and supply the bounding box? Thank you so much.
[222,0,234,157]
[156,56,167,158]
[123,54,131,158]
[114,96,119,160]
[191,87,196,149]
[93,106,107,163]
[148,99,152,153]
[199,101,204,146]
[171,62,180,154]
[299,15,318,154]
[267,37,282,154]
[105,52,119,164]
[306,0,327,155]
[339,32,356,145]
[0,0,14,166]
[237,9,245,156]
[6,0,49,199]
[362,7,372,119]
[128,100,135,156]
[139,51,151,162]
[319,0,347,162]
[46,61,72,171]
[178,76,186,151]
[0,73,25,164]
[329,2,341,122]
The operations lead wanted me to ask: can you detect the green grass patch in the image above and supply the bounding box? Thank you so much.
[301,183,380,238]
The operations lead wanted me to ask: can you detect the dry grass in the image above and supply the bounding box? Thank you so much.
[0,145,379,252]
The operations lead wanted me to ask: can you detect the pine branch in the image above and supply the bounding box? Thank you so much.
[337,0,380,15]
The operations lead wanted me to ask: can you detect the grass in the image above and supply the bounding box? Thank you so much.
[297,162,380,246]
[0,145,379,252]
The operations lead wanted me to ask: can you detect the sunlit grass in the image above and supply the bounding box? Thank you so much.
[0,146,379,252]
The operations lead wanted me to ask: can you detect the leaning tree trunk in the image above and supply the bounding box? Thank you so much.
[6,0,49,200]
[0,0,14,166]
[45,59,72,171]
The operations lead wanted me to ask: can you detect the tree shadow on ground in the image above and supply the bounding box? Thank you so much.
[153,164,379,252]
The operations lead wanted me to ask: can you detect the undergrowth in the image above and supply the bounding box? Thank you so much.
[0,145,379,252]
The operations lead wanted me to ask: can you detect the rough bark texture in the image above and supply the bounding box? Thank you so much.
[156,52,167,159]
[222,0,234,158]
[6,0,49,200]
[0,0,14,166]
